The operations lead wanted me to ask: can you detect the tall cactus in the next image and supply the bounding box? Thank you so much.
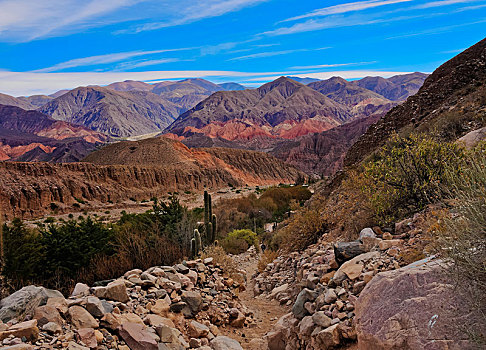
[204,191,209,226]
[190,238,196,258]
[211,214,217,243]
[194,229,202,256]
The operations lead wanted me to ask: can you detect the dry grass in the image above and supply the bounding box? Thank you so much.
[257,250,279,273]
[200,245,239,279]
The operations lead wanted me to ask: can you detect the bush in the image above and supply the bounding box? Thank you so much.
[363,134,463,224]
[434,145,486,342]
[258,250,279,273]
[222,229,258,254]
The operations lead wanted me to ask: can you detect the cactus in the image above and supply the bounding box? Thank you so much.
[194,229,202,256]
[211,214,217,243]
[204,191,209,226]
[190,238,196,258]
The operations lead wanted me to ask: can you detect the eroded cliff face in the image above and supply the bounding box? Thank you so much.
[0,155,301,220]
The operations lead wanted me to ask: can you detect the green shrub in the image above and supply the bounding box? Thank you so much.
[363,134,464,224]
[222,229,258,254]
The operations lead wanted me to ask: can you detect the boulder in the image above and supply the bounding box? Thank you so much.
[358,228,376,242]
[0,285,62,322]
[210,336,243,350]
[85,296,107,318]
[355,258,481,349]
[33,305,62,327]
[378,239,402,250]
[76,328,97,348]
[71,283,89,297]
[188,320,210,338]
[92,280,129,303]
[312,311,332,328]
[292,288,316,319]
[67,306,99,329]
[311,324,340,349]
[181,290,202,315]
[0,319,39,341]
[119,322,158,350]
[334,241,366,265]
[335,252,379,281]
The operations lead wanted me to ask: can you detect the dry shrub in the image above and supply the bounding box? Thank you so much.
[433,146,486,343]
[200,245,239,279]
[258,250,278,273]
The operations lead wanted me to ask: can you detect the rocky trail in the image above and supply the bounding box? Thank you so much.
[219,250,290,349]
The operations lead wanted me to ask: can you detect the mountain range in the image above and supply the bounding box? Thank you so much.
[0,104,108,162]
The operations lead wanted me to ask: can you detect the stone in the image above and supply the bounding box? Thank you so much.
[76,328,97,348]
[382,232,393,240]
[361,236,382,251]
[359,228,376,242]
[335,252,379,281]
[356,258,481,350]
[324,288,337,304]
[312,324,340,349]
[299,316,315,337]
[0,320,39,341]
[94,329,104,343]
[334,241,366,265]
[378,239,402,250]
[181,291,202,314]
[119,322,158,350]
[210,336,243,350]
[144,314,175,328]
[100,313,121,330]
[188,320,209,338]
[292,288,316,319]
[229,310,245,328]
[270,283,288,298]
[151,299,170,316]
[0,285,63,322]
[120,312,144,326]
[42,321,62,334]
[92,280,129,303]
[2,345,34,350]
[33,305,62,327]
[174,264,189,274]
[46,297,68,315]
[156,325,182,343]
[71,283,90,297]
[67,306,99,329]
[85,296,107,318]
[67,342,90,350]
[312,311,332,328]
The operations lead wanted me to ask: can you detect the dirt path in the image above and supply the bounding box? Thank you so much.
[219,251,290,349]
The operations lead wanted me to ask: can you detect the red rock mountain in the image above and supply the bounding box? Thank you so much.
[0,136,303,219]
[166,77,350,141]
[0,104,108,162]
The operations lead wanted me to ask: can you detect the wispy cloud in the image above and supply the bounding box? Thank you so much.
[290,61,377,69]
[386,18,486,39]
[229,47,329,61]
[35,48,195,72]
[0,69,415,96]
[281,0,412,23]
[412,0,480,9]
[0,0,141,42]
[114,58,182,70]
[118,0,269,34]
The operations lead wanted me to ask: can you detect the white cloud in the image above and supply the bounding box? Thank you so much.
[412,0,480,9]
[0,0,141,42]
[290,62,377,69]
[281,0,412,22]
[0,69,418,96]
[35,49,193,72]
[117,0,269,34]
[228,47,329,61]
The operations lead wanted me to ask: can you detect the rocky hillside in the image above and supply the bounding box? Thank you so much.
[353,72,428,101]
[0,256,249,350]
[346,41,486,167]
[270,113,382,176]
[0,93,35,110]
[165,77,349,141]
[39,87,180,138]
[0,137,302,219]
[0,105,108,162]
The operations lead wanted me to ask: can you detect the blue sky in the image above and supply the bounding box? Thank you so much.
[0,0,484,96]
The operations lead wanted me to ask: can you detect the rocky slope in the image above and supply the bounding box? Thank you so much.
[346,43,486,167]
[0,93,34,110]
[0,105,108,162]
[0,256,249,350]
[39,87,180,138]
[353,72,428,101]
[0,137,302,219]
[270,113,382,176]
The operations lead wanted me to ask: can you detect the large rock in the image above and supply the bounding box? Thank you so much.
[0,319,39,341]
[210,336,243,350]
[292,288,316,319]
[92,280,129,303]
[334,241,366,264]
[33,305,62,327]
[334,252,379,281]
[356,258,481,349]
[67,306,99,329]
[0,285,62,322]
[119,322,158,350]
